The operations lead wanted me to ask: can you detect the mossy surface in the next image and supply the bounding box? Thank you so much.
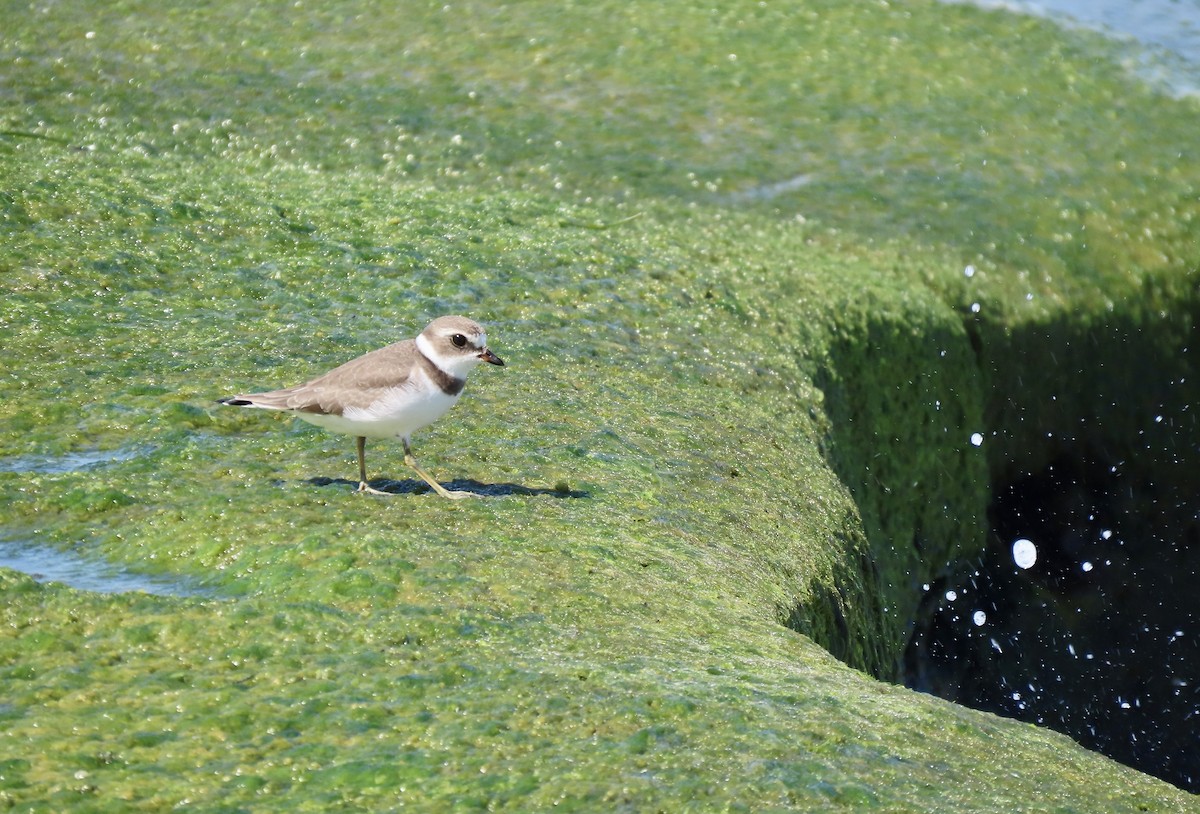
[2,0,1199,810]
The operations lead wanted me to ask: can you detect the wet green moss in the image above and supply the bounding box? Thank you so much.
[2,0,1199,810]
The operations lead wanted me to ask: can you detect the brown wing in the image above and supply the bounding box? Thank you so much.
[220,340,418,416]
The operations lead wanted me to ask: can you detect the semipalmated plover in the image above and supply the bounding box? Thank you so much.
[218,315,504,499]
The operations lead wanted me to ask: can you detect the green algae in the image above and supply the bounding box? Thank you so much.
[2,0,1200,810]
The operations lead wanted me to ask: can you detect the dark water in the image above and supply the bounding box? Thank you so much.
[906,449,1200,791]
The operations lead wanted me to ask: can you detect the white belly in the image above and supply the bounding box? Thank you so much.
[295,374,460,440]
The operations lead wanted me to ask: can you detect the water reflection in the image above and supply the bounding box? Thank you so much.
[0,539,205,598]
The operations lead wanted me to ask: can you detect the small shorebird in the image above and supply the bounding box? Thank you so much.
[218,315,504,499]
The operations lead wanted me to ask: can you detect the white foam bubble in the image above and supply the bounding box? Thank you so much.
[1012,538,1038,569]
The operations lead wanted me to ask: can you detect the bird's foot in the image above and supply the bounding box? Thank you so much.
[436,488,478,500]
[357,481,394,496]
[403,453,478,499]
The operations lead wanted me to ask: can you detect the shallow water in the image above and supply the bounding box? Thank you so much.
[0,539,206,597]
[945,0,1200,95]
[0,446,147,474]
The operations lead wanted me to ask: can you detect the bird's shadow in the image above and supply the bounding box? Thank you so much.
[306,476,589,499]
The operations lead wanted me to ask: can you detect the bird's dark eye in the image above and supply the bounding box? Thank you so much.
[451,334,468,348]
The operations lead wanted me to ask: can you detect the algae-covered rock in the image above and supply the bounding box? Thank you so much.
[2,0,1198,810]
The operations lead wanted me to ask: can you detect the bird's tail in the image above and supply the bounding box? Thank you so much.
[216,390,299,410]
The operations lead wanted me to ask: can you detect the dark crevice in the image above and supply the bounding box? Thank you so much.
[794,282,1199,791]
[904,299,1200,793]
